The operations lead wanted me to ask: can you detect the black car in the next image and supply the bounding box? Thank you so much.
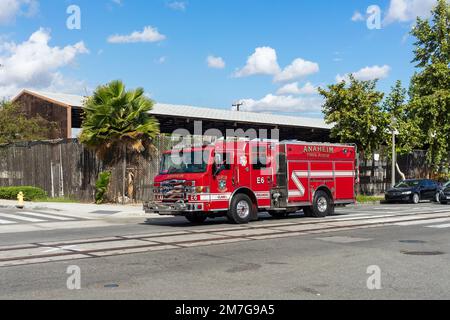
[385,179,440,204]
[438,181,450,204]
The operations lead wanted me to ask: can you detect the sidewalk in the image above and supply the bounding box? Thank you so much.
[0,199,148,218]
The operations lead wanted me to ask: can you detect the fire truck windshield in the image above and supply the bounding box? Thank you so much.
[160,151,208,174]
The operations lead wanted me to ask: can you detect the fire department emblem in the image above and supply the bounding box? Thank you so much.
[240,155,248,167]
[218,178,227,192]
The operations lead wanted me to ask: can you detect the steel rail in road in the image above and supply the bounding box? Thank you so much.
[1,209,450,268]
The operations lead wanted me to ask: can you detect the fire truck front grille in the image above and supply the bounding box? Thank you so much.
[160,180,186,202]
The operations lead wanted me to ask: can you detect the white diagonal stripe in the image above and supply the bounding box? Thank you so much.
[0,218,16,225]
[291,171,306,197]
[18,212,74,221]
[0,213,44,223]
[426,223,450,229]
[395,217,450,226]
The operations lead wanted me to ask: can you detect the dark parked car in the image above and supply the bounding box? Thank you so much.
[385,179,440,204]
[438,181,450,204]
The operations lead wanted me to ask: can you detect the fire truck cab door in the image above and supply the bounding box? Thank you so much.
[250,144,275,206]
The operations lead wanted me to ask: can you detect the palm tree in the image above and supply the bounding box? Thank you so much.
[80,80,160,163]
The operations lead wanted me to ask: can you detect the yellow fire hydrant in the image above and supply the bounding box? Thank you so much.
[17,192,24,209]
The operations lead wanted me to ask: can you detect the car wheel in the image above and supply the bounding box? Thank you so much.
[308,190,333,218]
[185,212,207,224]
[227,194,254,224]
[411,193,420,204]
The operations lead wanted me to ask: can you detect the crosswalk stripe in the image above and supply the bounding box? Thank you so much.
[0,213,45,223]
[395,217,450,226]
[0,218,16,225]
[426,223,450,229]
[328,215,375,221]
[18,212,74,221]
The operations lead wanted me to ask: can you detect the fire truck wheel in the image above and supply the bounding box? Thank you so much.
[185,213,207,224]
[310,190,332,218]
[228,194,254,224]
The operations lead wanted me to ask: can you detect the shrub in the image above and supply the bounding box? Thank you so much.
[0,186,47,201]
[95,171,111,204]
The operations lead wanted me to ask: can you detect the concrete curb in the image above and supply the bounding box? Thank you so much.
[355,201,382,206]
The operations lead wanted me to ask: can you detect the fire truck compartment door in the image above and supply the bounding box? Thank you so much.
[288,161,309,203]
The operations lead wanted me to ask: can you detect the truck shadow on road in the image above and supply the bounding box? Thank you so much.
[140,212,349,228]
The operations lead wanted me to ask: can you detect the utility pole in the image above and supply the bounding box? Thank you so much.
[391,117,397,187]
[232,101,244,112]
[392,130,396,187]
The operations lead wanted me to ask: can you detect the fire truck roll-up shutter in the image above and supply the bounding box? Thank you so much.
[271,144,288,208]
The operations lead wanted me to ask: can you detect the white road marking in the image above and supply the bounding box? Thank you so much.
[395,217,450,226]
[426,223,450,229]
[0,218,16,225]
[328,213,371,218]
[43,245,80,253]
[316,236,372,244]
[18,212,74,221]
[0,213,44,223]
[329,214,395,222]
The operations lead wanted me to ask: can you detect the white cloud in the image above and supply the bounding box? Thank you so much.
[207,55,225,69]
[0,0,39,25]
[351,11,365,22]
[384,0,438,24]
[107,26,166,43]
[0,28,89,98]
[167,1,187,11]
[234,47,319,83]
[336,65,391,82]
[156,56,167,64]
[276,82,318,95]
[274,58,319,82]
[234,47,280,77]
[239,94,324,113]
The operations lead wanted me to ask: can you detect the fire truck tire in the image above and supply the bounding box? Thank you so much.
[185,212,207,224]
[310,190,333,218]
[228,194,254,224]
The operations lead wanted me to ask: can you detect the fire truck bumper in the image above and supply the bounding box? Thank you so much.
[143,202,204,215]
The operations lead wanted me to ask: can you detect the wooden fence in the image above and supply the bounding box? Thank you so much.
[0,137,176,203]
[0,139,434,202]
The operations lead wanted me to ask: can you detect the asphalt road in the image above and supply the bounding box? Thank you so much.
[0,203,449,300]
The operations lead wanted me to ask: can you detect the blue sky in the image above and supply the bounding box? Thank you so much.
[0,0,441,118]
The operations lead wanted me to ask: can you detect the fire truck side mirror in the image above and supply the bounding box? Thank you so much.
[213,164,224,177]
[213,153,225,177]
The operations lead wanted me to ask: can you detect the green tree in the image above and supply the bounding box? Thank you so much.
[319,75,387,157]
[0,101,56,144]
[409,0,450,172]
[80,80,160,163]
[383,80,422,156]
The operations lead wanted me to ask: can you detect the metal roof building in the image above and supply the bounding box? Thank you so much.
[12,89,332,141]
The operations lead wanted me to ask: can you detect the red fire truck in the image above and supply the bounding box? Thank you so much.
[144,139,357,224]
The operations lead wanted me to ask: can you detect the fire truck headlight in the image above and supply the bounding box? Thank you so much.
[195,186,210,194]
[196,186,204,193]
